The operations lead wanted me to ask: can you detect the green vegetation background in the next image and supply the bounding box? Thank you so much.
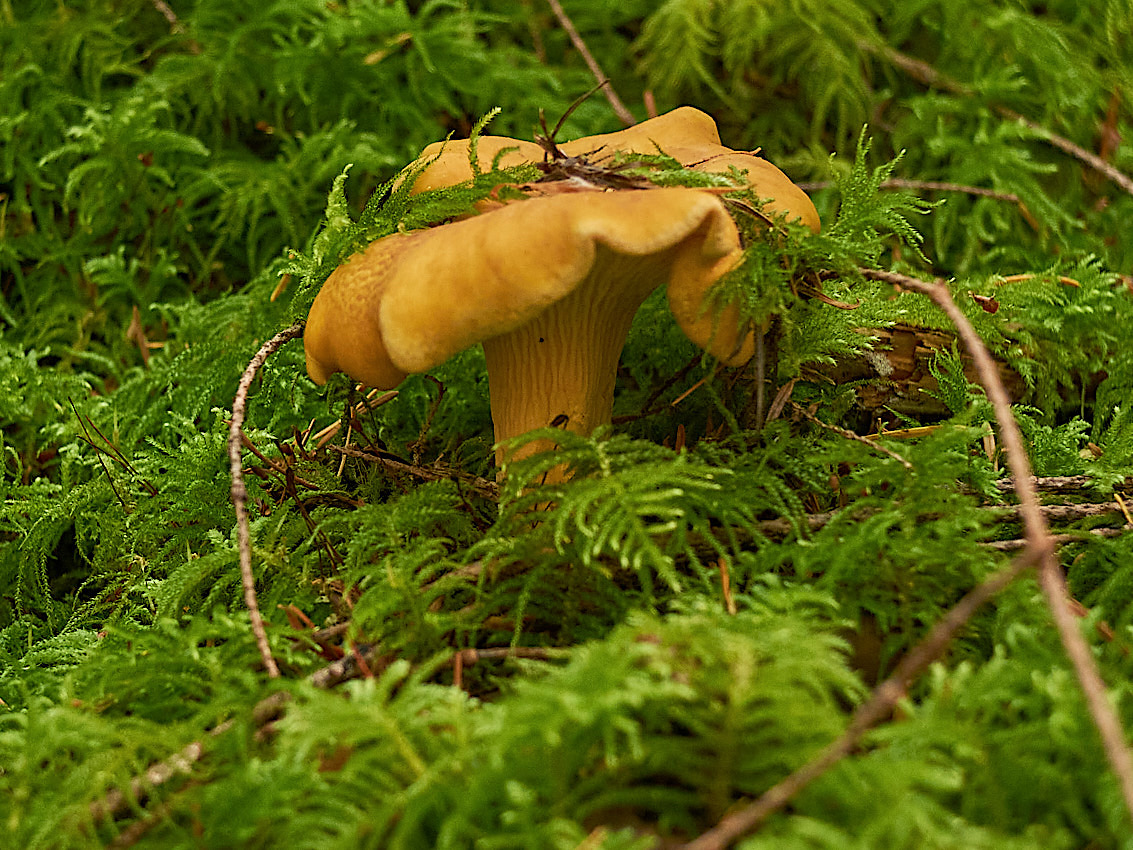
[3,0,1133,847]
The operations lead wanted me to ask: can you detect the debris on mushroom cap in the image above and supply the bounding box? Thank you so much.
[407,106,821,233]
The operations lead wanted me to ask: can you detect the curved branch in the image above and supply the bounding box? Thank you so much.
[865,270,1133,816]
[682,549,1039,850]
[228,321,307,678]
[544,0,637,127]
[866,41,1133,198]
[683,270,1133,849]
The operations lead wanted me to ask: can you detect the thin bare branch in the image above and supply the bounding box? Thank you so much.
[866,42,1133,199]
[1004,108,1133,198]
[989,528,1126,552]
[329,443,499,500]
[544,0,637,127]
[150,0,181,29]
[311,388,397,446]
[87,632,379,827]
[228,322,307,678]
[452,646,568,688]
[865,268,1133,819]
[994,474,1131,494]
[798,178,1022,205]
[684,269,1133,848]
[752,502,1127,541]
[790,402,913,469]
[682,549,1040,850]
[89,739,207,824]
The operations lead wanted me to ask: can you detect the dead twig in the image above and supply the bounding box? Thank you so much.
[228,323,307,678]
[406,375,446,466]
[865,269,1133,821]
[752,502,1129,543]
[994,474,1131,494]
[989,528,1126,552]
[89,737,211,824]
[682,548,1041,850]
[866,42,1133,199]
[240,432,321,491]
[451,646,568,689]
[311,388,399,450]
[672,365,722,407]
[309,643,389,689]
[69,398,159,498]
[612,353,705,425]
[87,633,390,830]
[1006,107,1133,198]
[798,177,1038,228]
[1116,492,1133,527]
[544,0,636,127]
[149,0,182,31]
[718,557,737,615]
[765,379,796,423]
[1027,502,1128,522]
[799,177,1023,206]
[684,270,1133,848]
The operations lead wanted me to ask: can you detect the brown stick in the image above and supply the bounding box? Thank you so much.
[452,646,568,688]
[683,270,1133,848]
[790,402,913,469]
[149,0,180,29]
[682,549,1040,850]
[989,528,1126,552]
[87,634,384,828]
[865,270,1133,817]
[995,474,1131,494]
[544,0,637,127]
[1004,108,1133,198]
[798,178,1022,205]
[752,502,1128,541]
[228,322,307,678]
[867,42,1133,199]
[89,738,208,823]
[328,444,499,500]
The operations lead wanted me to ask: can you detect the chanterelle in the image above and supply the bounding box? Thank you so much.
[304,107,818,478]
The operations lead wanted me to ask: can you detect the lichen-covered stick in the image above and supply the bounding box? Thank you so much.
[228,321,306,678]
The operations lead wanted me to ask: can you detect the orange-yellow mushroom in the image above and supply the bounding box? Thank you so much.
[304,108,819,477]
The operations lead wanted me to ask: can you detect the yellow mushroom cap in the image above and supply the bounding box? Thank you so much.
[407,106,820,232]
[557,106,820,233]
[410,136,546,196]
[304,186,746,392]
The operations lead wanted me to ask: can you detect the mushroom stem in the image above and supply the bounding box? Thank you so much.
[483,247,676,479]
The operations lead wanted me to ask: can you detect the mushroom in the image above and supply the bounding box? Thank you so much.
[304,108,819,480]
[410,106,821,232]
